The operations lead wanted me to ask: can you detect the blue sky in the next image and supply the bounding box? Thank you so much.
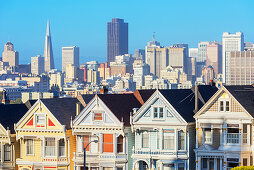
[0,0,253,70]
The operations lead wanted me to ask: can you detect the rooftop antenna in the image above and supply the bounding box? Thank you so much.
[153,32,156,42]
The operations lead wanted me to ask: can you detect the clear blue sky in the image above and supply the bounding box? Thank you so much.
[0,0,253,70]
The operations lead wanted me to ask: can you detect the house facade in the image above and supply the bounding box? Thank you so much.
[15,98,78,170]
[131,86,217,170]
[72,94,142,170]
[194,85,254,170]
[0,103,31,170]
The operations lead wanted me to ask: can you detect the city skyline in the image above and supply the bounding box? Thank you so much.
[0,0,254,70]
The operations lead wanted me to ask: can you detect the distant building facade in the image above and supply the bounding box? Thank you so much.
[222,32,244,83]
[206,42,222,75]
[62,46,79,73]
[31,55,44,75]
[107,18,128,63]
[2,41,19,67]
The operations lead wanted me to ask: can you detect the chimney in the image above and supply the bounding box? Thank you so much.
[194,83,199,113]
[76,102,81,116]
[100,86,108,94]
[2,90,9,104]
[209,79,215,86]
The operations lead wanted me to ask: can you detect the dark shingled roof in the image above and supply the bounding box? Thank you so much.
[98,93,142,126]
[224,85,254,116]
[159,85,218,122]
[81,94,95,104]
[0,104,30,133]
[136,89,156,103]
[41,98,79,129]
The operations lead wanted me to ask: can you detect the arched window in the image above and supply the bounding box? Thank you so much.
[117,135,123,153]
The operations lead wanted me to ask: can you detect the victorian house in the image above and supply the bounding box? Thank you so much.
[15,98,79,170]
[131,85,217,170]
[0,103,31,170]
[72,93,144,170]
[194,85,254,170]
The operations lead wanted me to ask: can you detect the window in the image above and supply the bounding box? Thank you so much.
[243,158,248,166]
[154,107,158,118]
[36,114,46,125]
[153,107,164,119]
[45,137,56,156]
[243,124,248,144]
[142,131,149,148]
[103,134,113,153]
[26,139,34,155]
[84,135,90,151]
[59,139,65,157]
[204,128,212,144]
[4,144,11,161]
[178,163,184,170]
[94,113,103,121]
[117,135,123,153]
[163,129,175,150]
[227,124,239,144]
[227,158,239,170]
[219,100,230,112]
[178,131,185,150]
[202,158,208,169]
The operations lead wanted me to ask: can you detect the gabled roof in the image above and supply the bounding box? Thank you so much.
[159,85,218,122]
[77,94,95,107]
[224,85,254,116]
[133,89,156,104]
[0,104,30,133]
[98,93,142,126]
[40,98,79,129]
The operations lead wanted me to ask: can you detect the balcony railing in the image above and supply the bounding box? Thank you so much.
[73,152,127,161]
[132,149,187,156]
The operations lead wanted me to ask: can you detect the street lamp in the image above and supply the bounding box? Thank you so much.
[84,140,98,170]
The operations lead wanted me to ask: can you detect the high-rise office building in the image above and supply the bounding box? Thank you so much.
[189,48,198,58]
[62,46,79,73]
[198,42,210,62]
[107,18,128,63]
[227,51,254,85]
[2,41,19,67]
[44,20,55,72]
[31,55,44,75]
[222,32,244,83]
[206,42,222,75]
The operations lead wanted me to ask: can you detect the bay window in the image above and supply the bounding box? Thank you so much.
[163,129,175,150]
[178,130,185,150]
[204,128,212,144]
[117,135,123,153]
[26,139,34,155]
[59,139,65,157]
[4,144,11,161]
[45,137,56,156]
[227,124,239,144]
[142,131,149,148]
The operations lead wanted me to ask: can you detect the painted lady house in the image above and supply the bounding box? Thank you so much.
[15,98,80,170]
[194,85,254,170]
[131,85,217,170]
[72,93,148,170]
[0,100,32,169]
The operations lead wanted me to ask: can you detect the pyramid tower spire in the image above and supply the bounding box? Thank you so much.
[44,20,55,72]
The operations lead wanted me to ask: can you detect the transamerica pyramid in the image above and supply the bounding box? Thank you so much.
[44,20,55,72]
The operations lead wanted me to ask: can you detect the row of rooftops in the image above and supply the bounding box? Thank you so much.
[1,84,254,134]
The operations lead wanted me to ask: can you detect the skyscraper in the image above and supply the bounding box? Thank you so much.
[2,41,19,67]
[44,20,55,72]
[107,18,128,63]
[222,32,244,83]
[206,42,222,75]
[31,55,44,75]
[62,46,79,73]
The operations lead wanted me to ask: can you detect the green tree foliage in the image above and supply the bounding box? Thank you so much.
[232,166,254,170]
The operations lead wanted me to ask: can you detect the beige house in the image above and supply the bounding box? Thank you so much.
[194,85,254,170]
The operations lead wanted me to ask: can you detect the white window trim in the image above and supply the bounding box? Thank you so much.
[92,111,104,121]
[152,105,165,120]
[141,131,149,148]
[44,137,56,157]
[25,139,34,156]
[203,128,213,144]
[35,113,46,128]
[218,99,231,112]
[58,138,66,157]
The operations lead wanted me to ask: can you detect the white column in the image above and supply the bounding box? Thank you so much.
[196,128,199,149]
[113,133,117,154]
[247,124,251,145]
[220,129,223,145]
[220,158,223,170]
[1,142,3,163]
[99,134,103,154]
[214,158,217,170]
[197,157,201,170]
